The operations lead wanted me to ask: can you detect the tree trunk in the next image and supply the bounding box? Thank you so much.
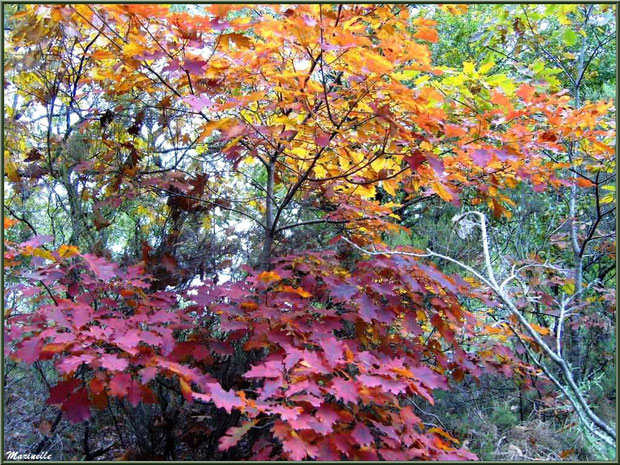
[258,159,276,271]
[566,35,587,382]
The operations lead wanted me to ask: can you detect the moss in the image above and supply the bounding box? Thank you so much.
[490,404,518,430]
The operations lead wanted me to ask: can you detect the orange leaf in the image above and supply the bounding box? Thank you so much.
[58,244,80,258]
[516,84,536,101]
[257,271,281,284]
[575,177,595,188]
[429,427,460,444]
[414,27,439,43]
[179,378,194,402]
[4,218,18,229]
[444,124,467,138]
[40,343,67,358]
[559,449,576,459]
[490,90,511,107]
[276,285,311,298]
[240,301,258,310]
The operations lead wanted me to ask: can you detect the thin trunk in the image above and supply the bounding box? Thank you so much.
[258,160,275,271]
[567,35,587,381]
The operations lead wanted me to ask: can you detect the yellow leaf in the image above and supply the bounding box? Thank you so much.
[5,161,20,182]
[463,61,476,76]
[356,184,377,200]
[122,42,147,57]
[393,69,419,81]
[600,193,614,204]
[479,60,495,75]
[290,147,308,158]
[440,4,468,15]
[561,282,575,295]
[531,323,550,336]
[33,248,55,261]
[313,164,327,179]
[383,180,398,197]
[431,181,453,202]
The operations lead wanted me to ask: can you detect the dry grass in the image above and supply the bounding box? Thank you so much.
[492,419,581,461]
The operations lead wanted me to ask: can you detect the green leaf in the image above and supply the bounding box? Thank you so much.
[562,28,578,46]
[561,282,575,295]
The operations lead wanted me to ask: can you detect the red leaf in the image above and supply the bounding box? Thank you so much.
[61,388,91,423]
[244,359,283,378]
[410,365,447,391]
[317,334,345,368]
[272,405,303,421]
[315,133,331,148]
[109,373,132,397]
[426,156,445,176]
[403,312,422,336]
[15,336,43,363]
[21,235,54,248]
[113,331,142,354]
[357,374,383,388]
[48,378,81,405]
[210,383,243,413]
[404,151,426,172]
[328,234,343,246]
[90,378,105,395]
[194,383,244,414]
[209,18,230,32]
[273,423,319,461]
[57,354,95,374]
[282,434,318,461]
[127,380,142,407]
[330,377,359,404]
[184,95,214,112]
[351,422,374,447]
[100,354,129,371]
[140,366,158,383]
[358,294,379,323]
[72,303,92,330]
[330,283,358,301]
[184,58,207,75]
[162,254,178,272]
[140,385,157,404]
[316,405,340,430]
[81,254,119,280]
[470,149,490,167]
[222,124,246,140]
[218,420,258,451]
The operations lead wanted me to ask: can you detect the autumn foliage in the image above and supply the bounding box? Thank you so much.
[3,3,615,461]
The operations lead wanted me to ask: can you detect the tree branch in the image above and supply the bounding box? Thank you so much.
[344,211,616,444]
